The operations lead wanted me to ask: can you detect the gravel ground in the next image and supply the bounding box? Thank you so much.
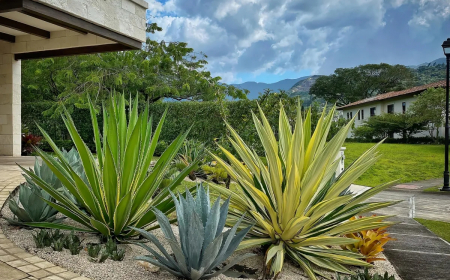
[1,194,401,280]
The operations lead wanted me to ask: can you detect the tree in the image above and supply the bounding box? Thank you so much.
[413,64,446,85]
[409,87,445,140]
[22,23,248,116]
[310,63,415,106]
[352,113,426,142]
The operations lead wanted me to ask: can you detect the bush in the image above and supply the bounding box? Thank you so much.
[22,97,342,156]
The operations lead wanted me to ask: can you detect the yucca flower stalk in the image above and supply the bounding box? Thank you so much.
[20,94,197,240]
[209,102,399,279]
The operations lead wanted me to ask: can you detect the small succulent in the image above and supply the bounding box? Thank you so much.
[32,229,52,248]
[87,244,101,258]
[63,231,80,250]
[98,249,110,263]
[68,241,83,255]
[133,184,254,280]
[104,237,117,255]
[52,239,64,252]
[110,248,125,261]
[51,229,64,241]
[336,268,395,280]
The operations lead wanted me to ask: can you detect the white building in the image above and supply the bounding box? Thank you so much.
[0,0,148,156]
[337,80,446,138]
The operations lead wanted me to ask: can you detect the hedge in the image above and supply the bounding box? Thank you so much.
[22,100,281,154]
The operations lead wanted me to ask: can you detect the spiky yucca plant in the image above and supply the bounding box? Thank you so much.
[209,103,399,279]
[20,94,197,240]
[133,184,254,280]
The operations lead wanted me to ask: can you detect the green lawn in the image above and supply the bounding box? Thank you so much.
[414,218,450,242]
[344,143,445,187]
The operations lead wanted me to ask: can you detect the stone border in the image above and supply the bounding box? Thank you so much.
[0,176,91,280]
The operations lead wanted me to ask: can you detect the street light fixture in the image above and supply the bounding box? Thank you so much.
[441,38,450,191]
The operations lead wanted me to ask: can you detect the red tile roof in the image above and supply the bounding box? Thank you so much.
[338,80,447,110]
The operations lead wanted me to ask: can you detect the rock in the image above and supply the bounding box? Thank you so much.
[138,260,160,272]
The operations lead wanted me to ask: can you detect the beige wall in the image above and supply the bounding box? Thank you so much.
[0,42,21,156]
[34,0,148,42]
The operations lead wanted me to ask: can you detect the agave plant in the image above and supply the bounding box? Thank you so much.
[133,184,254,280]
[342,216,395,263]
[209,103,399,279]
[20,94,197,240]
[5,182,60,226]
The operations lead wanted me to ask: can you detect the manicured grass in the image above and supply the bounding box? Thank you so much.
[414,218,450,242]
[344,143,445,187]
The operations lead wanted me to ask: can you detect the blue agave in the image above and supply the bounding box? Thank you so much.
[133,184,254,280]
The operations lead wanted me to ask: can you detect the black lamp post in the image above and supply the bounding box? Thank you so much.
[441,38,450,191]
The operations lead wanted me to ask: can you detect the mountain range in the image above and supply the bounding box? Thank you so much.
[231,58,445,101]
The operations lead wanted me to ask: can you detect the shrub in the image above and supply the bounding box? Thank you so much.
[342,216,395,263]
[133,184,254,280]
[21,94,197,240]
[21,133,42,155]
[87,244,101,258]
[209,103,398,279]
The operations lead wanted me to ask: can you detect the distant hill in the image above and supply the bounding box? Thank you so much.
[232,76,310,99]
[409,58,446,69]
[288,75,323,106]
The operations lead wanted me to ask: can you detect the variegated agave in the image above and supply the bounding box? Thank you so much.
[133,184,254,280]
[209,102,399,279]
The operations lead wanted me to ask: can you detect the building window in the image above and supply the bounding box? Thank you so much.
[347,112,350,119]
[357,111,360,120]
[350,112,353,119]
[387,104,394,114]
[402,102,406,114]
[370,107,376,116]
[361,110,364,120]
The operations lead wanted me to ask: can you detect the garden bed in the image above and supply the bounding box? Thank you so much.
[1,191,401,280]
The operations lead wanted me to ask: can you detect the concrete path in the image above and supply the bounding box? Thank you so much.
[383,216,450,280]
[0,156,90,280]
[367,179,450,223]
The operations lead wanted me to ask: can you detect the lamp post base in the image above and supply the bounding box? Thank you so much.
[441,171,450,191]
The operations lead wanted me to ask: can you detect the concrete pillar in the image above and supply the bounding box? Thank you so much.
[0,42,21,156]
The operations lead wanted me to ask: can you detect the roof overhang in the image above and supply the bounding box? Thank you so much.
[0,0,143,60]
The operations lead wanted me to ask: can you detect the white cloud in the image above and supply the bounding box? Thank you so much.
[146,0,449,83]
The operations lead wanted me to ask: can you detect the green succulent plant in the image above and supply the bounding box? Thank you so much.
[110,248,126,261]
[133,184,254,280]
[6,183,60,226]
[20,94,197,239]
[6,148,86,227]
[87,244,102,258]
[209,103,398,279]
[52,239,64,252]
[336,268,395,280]
[68,241,83,255]
[32,229,52,248]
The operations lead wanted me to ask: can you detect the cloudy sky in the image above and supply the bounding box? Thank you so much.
[146,0,450,84]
